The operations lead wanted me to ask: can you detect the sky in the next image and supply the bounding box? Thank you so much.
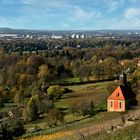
[0,0,140,30]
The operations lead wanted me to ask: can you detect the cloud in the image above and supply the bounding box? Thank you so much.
[73,6,101,21]
[20,0,69,8]
[124,8,140,19]
[106,0,125,12]
[0,0,140,30]
[108,1,120,12]
[0,15,32,29]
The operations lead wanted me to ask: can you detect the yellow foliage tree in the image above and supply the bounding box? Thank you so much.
[37,64,50,84]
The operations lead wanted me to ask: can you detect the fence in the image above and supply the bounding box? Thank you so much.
[22,116,97,138]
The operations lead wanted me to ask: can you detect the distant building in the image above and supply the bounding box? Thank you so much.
[107,72,137,112]
[0,34,17,38]
[81,35,85,38]
[51,35,62,39]
[26,35,30,38]
[71,34,76,39]
[76,35,80,38]
[71,34,85,39]
[76,45,81,48]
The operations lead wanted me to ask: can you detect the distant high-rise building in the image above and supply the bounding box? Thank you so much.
[76,35,80,38]
[81,35,85,38]
[51,35,62,39]
[71,34,75,39]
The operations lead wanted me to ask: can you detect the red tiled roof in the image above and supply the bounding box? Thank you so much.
[108,85,136,100]
[108,86,125,100]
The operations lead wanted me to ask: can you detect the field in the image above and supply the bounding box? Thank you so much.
[20,81,120,139]
[24,81,111,130]
[20,79,140,140]
[56,81,111,114]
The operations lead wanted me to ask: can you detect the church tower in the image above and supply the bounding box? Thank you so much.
[119,71,127,86]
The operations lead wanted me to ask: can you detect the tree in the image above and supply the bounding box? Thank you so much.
[79,102,90,116]
[19,74,27,87]
[26,55,45,75]
[69,103,80,115]
[89,101,95,116]
[46,109,64,127]
[103,56,121,78]
[79,101,95,116]
[7,65,17,86]
[37,64,50,84]
[14,87,24,105]
[25,95,39,122]
[47,85,65,100]
[122,60,136,73]
[106,81,119,94]
[9,114,26,137]
[75,64,93,81]
[0,86,4,107]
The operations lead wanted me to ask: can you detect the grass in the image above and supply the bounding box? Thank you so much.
[0,103,17,112]
[88,122,140,140]
[22,111,122,140]
[57,81,112,110]
[25,118,47,130]
[21,81,114,139]
[55,99,68,110]
[51,77,81,85]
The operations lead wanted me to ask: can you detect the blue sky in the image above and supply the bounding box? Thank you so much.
[0,0,140,30]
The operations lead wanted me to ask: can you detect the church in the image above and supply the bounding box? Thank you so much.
[107,72,137,112]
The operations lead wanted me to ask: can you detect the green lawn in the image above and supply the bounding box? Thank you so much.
[56,81,112,110]
[25,81,112,132]
[89,122,140,140]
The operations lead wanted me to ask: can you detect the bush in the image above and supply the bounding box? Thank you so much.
[47,85,65,100]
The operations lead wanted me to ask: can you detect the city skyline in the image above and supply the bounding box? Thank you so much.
[0,0,140,30]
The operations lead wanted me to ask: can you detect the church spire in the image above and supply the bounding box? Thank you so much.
[119,71,127,86]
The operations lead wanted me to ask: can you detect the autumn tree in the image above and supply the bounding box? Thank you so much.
[27,55,45,75]
[7,65,17,86]
[19,73,27,87]
[122,60,137,73]
[14,87,24,105]
[37,64,50,84]
[46,109,64,127]
[69,103,80,115]
[0,86,4,107]
[103,57,121,78]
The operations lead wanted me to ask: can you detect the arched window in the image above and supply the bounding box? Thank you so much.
[116,93,119,97]
[110,101,113,108]
[119,101,122,109]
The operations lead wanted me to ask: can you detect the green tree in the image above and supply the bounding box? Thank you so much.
[47,85,65,100]
[89,101,95,116]
[25,95,39,121]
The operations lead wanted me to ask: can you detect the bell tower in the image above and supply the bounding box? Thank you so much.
[119,71,127,86]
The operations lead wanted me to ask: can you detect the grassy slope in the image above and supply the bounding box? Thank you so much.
[22,81,115,139]
[23,79,140,140]
[24,81,112,131]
